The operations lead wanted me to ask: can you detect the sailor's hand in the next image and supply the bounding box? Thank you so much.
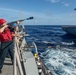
[0,25,8,33]
[5,25,8,28]
[1,24,8,28]
[12,33,20,37]
[2,25,8,28]
[15,34,20,37]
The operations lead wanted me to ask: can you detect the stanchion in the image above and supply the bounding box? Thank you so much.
[13,38,17,75]
[13,36,24,75]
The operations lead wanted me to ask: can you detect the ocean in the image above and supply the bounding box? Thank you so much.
[24,25,76,75]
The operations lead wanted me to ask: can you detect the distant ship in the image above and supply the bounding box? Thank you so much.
[62,25,76,35]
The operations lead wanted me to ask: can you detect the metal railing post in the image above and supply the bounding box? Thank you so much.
[13,36,24,75]
[13,38,17,75]
[15,43,24,75]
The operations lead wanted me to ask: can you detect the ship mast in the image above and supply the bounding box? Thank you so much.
[20,11,24,30]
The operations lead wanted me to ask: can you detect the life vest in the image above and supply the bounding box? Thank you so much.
[0,28,12,42]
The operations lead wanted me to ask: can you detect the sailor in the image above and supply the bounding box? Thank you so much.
[9,21,19,32]
[5,23,18,58]
[0,18,19,73]
[8,23,16,32]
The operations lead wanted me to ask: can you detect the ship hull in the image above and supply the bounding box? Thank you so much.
[62,26,76,35]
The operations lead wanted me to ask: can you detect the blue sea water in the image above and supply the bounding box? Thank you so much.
[24,25,76,75]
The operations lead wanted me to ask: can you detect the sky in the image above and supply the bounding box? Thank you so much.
[0,0,76,25]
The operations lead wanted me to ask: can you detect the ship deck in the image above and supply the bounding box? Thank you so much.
[0,55,52,75]
[0,58,20,75]
[0,58,13,75]
[0,57,44,75]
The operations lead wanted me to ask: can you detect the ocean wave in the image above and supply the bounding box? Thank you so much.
[42,49,76,75]
[61,41,74,45]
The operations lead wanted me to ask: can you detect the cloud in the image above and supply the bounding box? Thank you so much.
[69,13,76,17]
[0,7,20,13]
[45,0,60,3]
[45,0,70,7]
[61,2,70,7]
[64,3,69,6]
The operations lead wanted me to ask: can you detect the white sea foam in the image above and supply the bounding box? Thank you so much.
[42,40,57,45]
[42,41,51,44]
[42,48,76,75]
[61,41,74,45]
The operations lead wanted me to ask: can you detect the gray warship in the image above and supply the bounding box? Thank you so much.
[62,25,76,35]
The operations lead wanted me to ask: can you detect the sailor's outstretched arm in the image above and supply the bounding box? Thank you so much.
[12,33,20,37]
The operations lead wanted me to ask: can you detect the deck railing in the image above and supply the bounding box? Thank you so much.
[33,42,53,75]
[13,27,24,75]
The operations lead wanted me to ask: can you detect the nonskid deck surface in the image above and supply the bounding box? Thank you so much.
[0,57,20,75]
[0,58,13,75]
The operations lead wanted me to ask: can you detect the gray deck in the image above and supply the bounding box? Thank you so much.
[0,58,13,75]
[0,37,52,75]
[22,51,39,75]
